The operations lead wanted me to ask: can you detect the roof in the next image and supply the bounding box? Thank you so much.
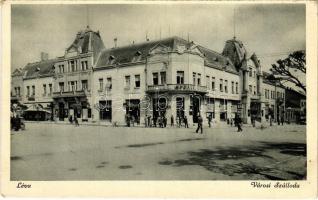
[66,26,105,62]
[23,59,57,79]
[95,36,237,74]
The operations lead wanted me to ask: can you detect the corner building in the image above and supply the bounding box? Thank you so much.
[92,36,284,126]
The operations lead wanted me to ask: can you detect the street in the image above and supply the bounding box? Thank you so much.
[11,122,306,180]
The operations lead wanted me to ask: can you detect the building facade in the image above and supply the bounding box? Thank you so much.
[11,27,287,125]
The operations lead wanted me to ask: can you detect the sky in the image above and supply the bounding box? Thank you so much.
[11,3,306,74]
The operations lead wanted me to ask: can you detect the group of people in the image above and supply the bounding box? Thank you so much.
[144,114,190,128]
[68,115,80,126]
[125,113,139,127]
[10,113,25,131]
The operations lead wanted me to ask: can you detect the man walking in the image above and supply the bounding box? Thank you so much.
[195,113,203,134]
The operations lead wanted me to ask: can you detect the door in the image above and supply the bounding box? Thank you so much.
[58,103,64,121]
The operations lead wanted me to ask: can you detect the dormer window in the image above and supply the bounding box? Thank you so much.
[132,51,142,62]
[214,57,218,62]
[36,67,40,71]
[109,55,115,65]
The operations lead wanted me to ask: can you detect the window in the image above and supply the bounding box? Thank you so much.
[135,75,140,88]
[70,60,75,72]
[206,76,210,90]
[69,81,77,91]
[106,77,112,90]
[81,61,88,70]
[176,71,184,84]
[81,80,88,90]
[43,84,46,95]
[249,85,252,93]
[224,80,228,93]
[254,86,256,95]
[99,78,103,91]
[59,82,64,92]
[59,65,64,73]
[152,73,158,85]
[26,86,30,96]
[32,85,35,96]
[220,79,223,92]
[197,73,201,86]
[17,87,20,96]
[160,72,166,85]
[212,77,215,91]
[235,82,238,94]
[253,71,256,78]
[249,67,252,77]
[49,84,52,95]
[193,72,196,85]
[231,81,234,94]
[125,75,131,88]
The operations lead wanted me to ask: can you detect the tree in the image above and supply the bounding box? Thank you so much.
[270,50,306,93]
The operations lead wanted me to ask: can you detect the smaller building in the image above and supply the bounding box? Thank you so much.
[284,88,306,124]
[20,55,55,120]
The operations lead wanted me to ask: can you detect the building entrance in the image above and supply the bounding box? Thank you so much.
[153,98,167,120]
[176,97,185,119]
[126,99,141,124]
[191,95,201,123]
[99,100,112,122]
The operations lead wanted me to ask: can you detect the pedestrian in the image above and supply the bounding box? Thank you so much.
[158,116,163,128]
[125,113,130,127]
[131,115,135,127]
[69,115,73,124]
[74,116,79,127]
[147,115,151,127]
[163,116,167,128]
[281,116,284,125]
[184,115,189,128]
[170,115,174,127]
[269,115,272,126]
[230,118,233,127]
[178,116,182,128]
[234,114,243,132]
[153,116,157,127]
[207,114,212,128]
[195,113,203,134]
[251,116,256,127]
[145,115,148,127]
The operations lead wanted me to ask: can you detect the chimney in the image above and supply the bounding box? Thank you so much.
[41,52,49,61]
[114,38,117,48]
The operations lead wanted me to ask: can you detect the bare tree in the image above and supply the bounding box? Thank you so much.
[270,50,306,93]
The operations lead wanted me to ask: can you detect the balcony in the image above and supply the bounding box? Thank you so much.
[147,84,207,94]
[52,90,90,98]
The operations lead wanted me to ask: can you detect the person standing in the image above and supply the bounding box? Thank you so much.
[163,116,167,128]
[207,114,212,128]
[195,114,203,134]
[178,116,182,128]
[235,115,243,132]
[145,115,148,127]
[184,115,189,128]
[170,115,174,127]
[131,115,135,127]
[281,115,284,125]
[147,115,151,127]
[74,116,79,127]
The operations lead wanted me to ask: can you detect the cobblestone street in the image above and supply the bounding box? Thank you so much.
[11,122,306,180]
